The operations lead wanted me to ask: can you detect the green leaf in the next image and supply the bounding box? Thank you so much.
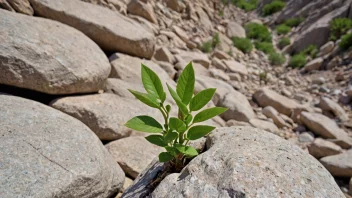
[187,125,215,140]
[165,146,178,156]
[189,88,216,111]
[159,152,174,162]
[176,62,195,105]
[141,64,165,102]
[175,145,198,157]
[193,107,228,123]
[167,84,189,115]
[125,116,163,133]
[169,117,186,132]
[185,114,193,125]
[166,105,171,113]
[145,135,167,147]
[164,131,178,143]
[128,89,160,108]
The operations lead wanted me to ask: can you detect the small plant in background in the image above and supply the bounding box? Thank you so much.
[302,44,318,58]
[262,0,285,16]
[259,71,269,84]
[339,33,352,51]
[230,0,258,12]
[289,53,307,68]
[284,17,304,27]
[330,18,352,41]
[278,37,290,49]
[213,32,221,47]
[125,63,227,171]
[200,33,221,53]
[245,22,272,42]
[254,41,274,54]
[269,52,286,65]
[232,37,253,53]
[275,24,291,35]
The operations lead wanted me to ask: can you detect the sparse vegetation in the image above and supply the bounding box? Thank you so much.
[330,18,352,41]
[200,33,221,53]
[339,33,352,51]
[278,37,290,49]
[262,0,285,16]
[284,17,304,27]
[302,45,318,58]
[245,23,272,42]
[254,41,274,54]
[275,24,291,35]
[289,54,307,68]
[269,52,286,65]
[232,37,253,53]
[225,0,258,12]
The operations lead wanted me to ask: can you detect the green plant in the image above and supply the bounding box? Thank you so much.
[302,45,318,58]
[254,41,274,54]
[232,37,253,53]
[289,54,307,68]
[275,24,291,35]
[284,17,304,27]
[339,33,352,51]
[200,33,221,53]
[262,0,285,16]
[245,23,272,42]
[278,37,290,49]
[330,18,352,41]
[269,52,286,65]
[213,32,220,47]
[218,9,224,17]
[230,0,258,12]
[124,63,227,171]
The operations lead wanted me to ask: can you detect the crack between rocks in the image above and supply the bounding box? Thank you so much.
[23,140,73,174]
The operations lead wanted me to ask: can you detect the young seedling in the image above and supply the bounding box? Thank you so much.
[125,62,227,171]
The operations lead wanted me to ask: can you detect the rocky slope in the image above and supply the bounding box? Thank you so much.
[0,0,352,197]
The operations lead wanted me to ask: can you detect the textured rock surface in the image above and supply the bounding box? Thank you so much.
[226,21,246,38]
[127,0,157,24]
[319,97,349,121]
[320,150,352,177]
[0,10,110,94]
[7,0,33,15]
[249,118,279,134]
[51,93,162,141]
[308,138,343,159]
[219,91,255,122]
[30,0,155,59]
[300,112,352,148]
[254,88,301,116]
[151,127,344,197]
[0,94,124,198]
[105,136,163,179]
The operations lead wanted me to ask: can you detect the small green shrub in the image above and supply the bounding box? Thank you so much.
[262,0,285,16]
[289,54,307,68]
[218,10,224,17]
[200,41,213,53]
[275,24,291,35]
[269,52,286,65]
[125,63,227,170]
[245,23,272,42]
[254,41,274,54]
[284,17,304,27]
[231,0,258,12]
[339,33,352,51]
[213,32,220,47]
[302,45,318,58]
[278,37,290,49]
[232,37,253,53]
[330,18,352,41]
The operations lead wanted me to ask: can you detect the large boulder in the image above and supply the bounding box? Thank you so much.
[320,150,352,177]
[50,93,162,141]
[0,10,110,94]
[0,94,124,198]
[105,136,163,179]
[29,0,155,59]
[226,21,246,38]
[150,127,344,197]
[219,91,255,122]
[254,88,301,116]
[300,112,352,148]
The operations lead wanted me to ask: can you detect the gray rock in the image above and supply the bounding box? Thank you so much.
[151,127,344,198]
[177,50,210,68]
[0,94,124,198]
[249,118,279,134]
[304,58,323,72]
[319,97,349,121]
[0,0,14,11]
[226,21,246,38]
[127,0,157,24]
[300,112,352,148]
[7,0,33,15]
[106,136,163,179]
[262,106,290,128]
[51,93,162,141]
[154,47,176,63]
[0,9,110,94]
[219,91,255,122]
[223,60,248,76]
[29,0,155,59]
[308,138,343,159]
[320,150,352,177]
[298,132,315,143]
